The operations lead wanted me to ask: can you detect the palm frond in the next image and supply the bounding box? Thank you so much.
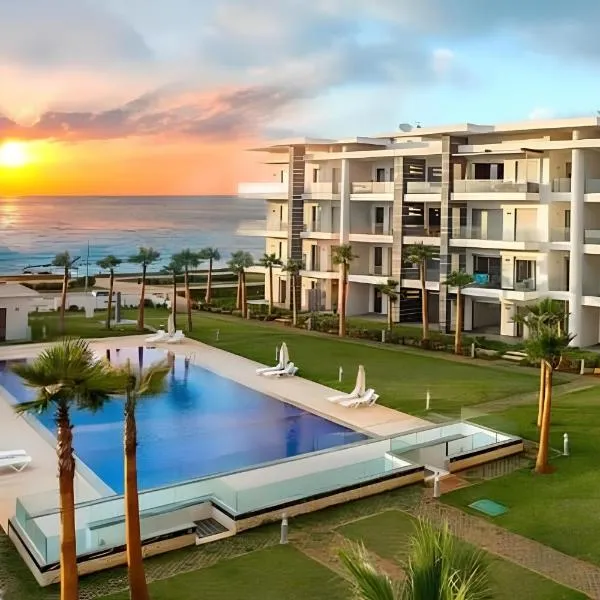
[339,543,400,600]
[137,361,170,397]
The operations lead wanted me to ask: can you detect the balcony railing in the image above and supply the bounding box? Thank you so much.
[401,267,440,281]
[551,228,570,242]
[585,230,600,244]
[402,225,441,237]
[303,221,323,233]
[305,182,339,194]
[552,178,571,193]
[453,180,539,193]
[454,226,541,242]
[371,265,392,276]
[514,280,536,292]
[405,182,442,194]
[266,220,288,232]
[351,182,394,194]
[350,225,393,236]
[472,275,501,290]
[586,179,600,194]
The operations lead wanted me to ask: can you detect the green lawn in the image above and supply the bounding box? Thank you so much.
[339,511,585,600]
[103,546,347,600]
[444,386,600,565]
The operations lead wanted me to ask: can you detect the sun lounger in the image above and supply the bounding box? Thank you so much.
[328,365,365,403]
[0,453,32,472]
[257,343,290,375]
[0,449,28,458]
[339,388,379,408]
[145,330,169,343]
[166,330,186,344]
[263,362,298,377]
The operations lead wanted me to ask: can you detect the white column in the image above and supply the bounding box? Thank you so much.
[339,151,350,243]
[569,130,585,346]
[500,301,517,337]
[463,296,473,331]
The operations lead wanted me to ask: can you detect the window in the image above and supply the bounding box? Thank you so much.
[312,168,319,183]
[373,247,383,275]
[389,167,395,182]
[427,166,442,182]
[280,170,285,183]
[376,168,386,182]
[473,256,501,288]
[515,259,535,290]
[564,210,571,228]
[278,242,283,259]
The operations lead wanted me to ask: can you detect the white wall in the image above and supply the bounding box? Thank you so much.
[3,297,33,341]
[346,283,370,315]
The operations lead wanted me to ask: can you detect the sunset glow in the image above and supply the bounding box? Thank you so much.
[0,141,29,168]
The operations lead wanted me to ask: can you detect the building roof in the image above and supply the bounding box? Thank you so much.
[0,283,41,299]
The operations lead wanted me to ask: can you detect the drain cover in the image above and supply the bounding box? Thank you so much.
[468,499,508,517]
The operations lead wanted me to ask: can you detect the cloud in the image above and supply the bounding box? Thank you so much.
[529,107,556,120]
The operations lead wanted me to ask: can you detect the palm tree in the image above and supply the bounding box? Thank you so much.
[12,339,123,600]
[161,260,183,331]
[376,279,399,332]
[405,243,437,342]
[444,271,474,355]
[524,325,573,474]
[96,255,122,330]
[513,299,568,427]
[173,249,201,331]
[332,244,357,337]
[282,258,305,326]
[53,252,80,334]
[259,253,283,315]
[340,518,491,600]
[227,251,254,318]
[114,359,170,600]
[200,247,220,304]
[129,247,160,330]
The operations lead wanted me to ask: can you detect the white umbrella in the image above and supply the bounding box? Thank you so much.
[353,365,366,397]
[167,313,175,336]
[279,342,289,367]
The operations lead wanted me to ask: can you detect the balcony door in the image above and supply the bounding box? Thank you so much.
[374,206,385,234]
[376,168,386,182]
[373,247,383,275]
[331,168,340,193]
[473,163,504,180]
[310,245,319,271]
[373,287,383,314]
[515,260,535,291]
[310,205,320,231]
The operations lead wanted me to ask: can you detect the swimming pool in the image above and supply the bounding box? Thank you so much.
[0,348,367,494]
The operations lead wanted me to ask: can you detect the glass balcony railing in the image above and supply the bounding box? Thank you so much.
[552,178,571,193]
[401,267,440,281]
[405,182,442,194]
[454,227,541,242]
[402,225,441,237]
[266,220,288,232]
[514,280,536,292]
[586,179,600,194]
[585,230,600,244]
[370,265,392,276]
[551,228,570,242]
[453,180,539,193]
[351,182,394,194]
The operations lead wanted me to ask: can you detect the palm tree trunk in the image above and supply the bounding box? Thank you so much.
[124,401,150,600]
[56,405,78,600]
[242,271,248,318]
[454,290,463,355]
[339,264,347,337]
[137,264,147,330]
[387,298,393,331]
[535,362,554,474]
[537,361,546,428]
[420,263,429,341]
[268,265,273,315]
[291,274,297,326]
[205,258,213,304]
[171,273,177,330]
[185,267,192,331]
[59,265,68,334]
[106,270,114,330]
[236,273,241,310]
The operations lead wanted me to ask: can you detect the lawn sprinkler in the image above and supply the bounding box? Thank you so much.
[280,513,288,544]
[426,389,431,411]
[338,365,343,382]
[215,329,220,341]
[563,432,570,456]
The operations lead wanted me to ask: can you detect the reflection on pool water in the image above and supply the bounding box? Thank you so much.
[0,348,367,493]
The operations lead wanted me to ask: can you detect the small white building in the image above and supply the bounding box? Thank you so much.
[0,283,41,341]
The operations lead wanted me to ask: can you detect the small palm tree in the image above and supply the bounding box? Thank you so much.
[129,247,160,330]
[53,252,80,334]
[96,255,122,330]
[524,325,573,474]
[282,258,305,326]
[200,247,220,304]
[332,244,357,337]
[444,271,474,355]
[376,279,399,331]
[173,249,201,331]
[340,518,491,600]
[161,260,183,331]
[114,359,170,600]
[13,339,123,600]
[405,243,437,342]
[259,253,283,314]
[227,251,254,318]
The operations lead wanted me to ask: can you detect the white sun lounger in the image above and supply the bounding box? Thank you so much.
[166,330,186,344]
[145,330,169,343]
[0,452,32,472]
[0,449,27,458]
[328,365,366,403]
[263,362,298,378]
[339,388,379,408]
[257,360,286,375]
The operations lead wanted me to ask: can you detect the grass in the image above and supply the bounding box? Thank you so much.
[103,546,347,600]
[339,511,585,599]
[25,308,550,417]
[443,386,600,565]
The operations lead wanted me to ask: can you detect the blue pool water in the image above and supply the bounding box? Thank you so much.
[0,348,366,493]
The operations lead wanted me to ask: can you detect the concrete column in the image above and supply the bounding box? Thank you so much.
[463,296,473,331]
[569,130,585,346]
[339,151,350,243]
[500,301,517,337]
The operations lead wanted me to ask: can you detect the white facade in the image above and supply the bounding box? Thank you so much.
[0,284,41,341]
[238,117,600,347]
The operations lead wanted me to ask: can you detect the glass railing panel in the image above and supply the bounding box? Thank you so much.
[551,228,570,242]
[552,178,571,193]
[586,179,600,194]
[405,182,441,194]
[584,230,600,244]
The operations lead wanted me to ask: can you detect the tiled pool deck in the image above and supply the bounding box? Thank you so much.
[0,335,430,529]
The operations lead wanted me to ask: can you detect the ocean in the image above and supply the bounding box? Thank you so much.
[0,196,265,275]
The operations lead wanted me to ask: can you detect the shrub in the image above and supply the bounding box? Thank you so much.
[68,305,81,312]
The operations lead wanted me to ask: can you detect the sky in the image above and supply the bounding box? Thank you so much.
[3,0,600,195]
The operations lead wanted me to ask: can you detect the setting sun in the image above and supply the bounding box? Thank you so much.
[0,141,29,168]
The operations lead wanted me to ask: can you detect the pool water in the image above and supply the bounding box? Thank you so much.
[0,348,366,493]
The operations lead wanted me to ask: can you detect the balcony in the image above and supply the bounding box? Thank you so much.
[586,179,600,194]
[351,182,394,194]
[585,230,600,244]
[550,228,570,242]
[402,225,441,237]
[405,182,442,194]
[514,279,536,292]
[349,224,393,243]
[371,265,392,276]
[454,226,541,242]
[237,182,288,198]
[304,181,339,196]
[453,180,539,194]
[236,219,288,238]
[552,178,571,193]
[302,221,339,240]
[401,267,440,281]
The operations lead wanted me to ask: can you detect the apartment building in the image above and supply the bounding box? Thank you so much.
[238,116,600,347]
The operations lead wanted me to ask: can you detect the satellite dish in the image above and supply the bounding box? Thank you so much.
[398,123,413,132]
